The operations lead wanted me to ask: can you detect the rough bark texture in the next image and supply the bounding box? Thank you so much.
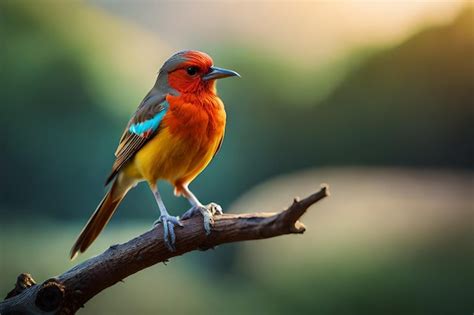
[0,185,329,315]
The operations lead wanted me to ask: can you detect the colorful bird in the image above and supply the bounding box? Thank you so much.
[70,50,239,259]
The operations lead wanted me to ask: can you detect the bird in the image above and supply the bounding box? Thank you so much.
[70,50,239,259]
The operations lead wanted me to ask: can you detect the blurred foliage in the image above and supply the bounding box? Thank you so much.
[1,1,119,219]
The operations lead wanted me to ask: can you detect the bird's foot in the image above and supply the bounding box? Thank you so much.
[181,202,223,235]
[153,214,183,251]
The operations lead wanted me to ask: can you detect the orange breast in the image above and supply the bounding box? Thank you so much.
[128,93,226,186]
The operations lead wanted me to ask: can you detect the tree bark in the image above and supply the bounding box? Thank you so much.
[0,185,329,315]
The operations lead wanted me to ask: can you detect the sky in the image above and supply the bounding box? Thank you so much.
[89,0,467,64]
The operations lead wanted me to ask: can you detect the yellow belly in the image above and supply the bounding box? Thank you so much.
[123,127,220,186]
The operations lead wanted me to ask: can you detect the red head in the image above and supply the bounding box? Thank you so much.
[158,50,240,94]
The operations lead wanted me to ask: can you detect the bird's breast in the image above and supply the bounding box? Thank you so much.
[131,94,226,184]
[165,94,226,143]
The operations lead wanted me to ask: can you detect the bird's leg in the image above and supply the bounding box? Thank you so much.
[179,185,223,235]
[150,184,183,251]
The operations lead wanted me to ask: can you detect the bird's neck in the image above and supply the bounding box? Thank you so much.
[169,90,224,112]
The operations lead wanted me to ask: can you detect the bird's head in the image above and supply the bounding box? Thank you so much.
[156,50,240,95]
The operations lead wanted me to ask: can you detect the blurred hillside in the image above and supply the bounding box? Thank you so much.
[1,2,472,221]
[217,7,473,202]
[308,7,474,168]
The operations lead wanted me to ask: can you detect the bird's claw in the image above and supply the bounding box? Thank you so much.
[181,202,223,235]
[153,214,183,251]
[209,202,223,215]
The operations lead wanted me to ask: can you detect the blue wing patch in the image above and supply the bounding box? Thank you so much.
[129,101,169,137]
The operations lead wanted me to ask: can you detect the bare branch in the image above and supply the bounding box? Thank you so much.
[1,185,329,315]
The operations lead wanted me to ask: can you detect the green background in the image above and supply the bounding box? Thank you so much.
[1,1,473,314]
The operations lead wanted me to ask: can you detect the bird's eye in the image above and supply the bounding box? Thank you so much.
[186,66,199,76]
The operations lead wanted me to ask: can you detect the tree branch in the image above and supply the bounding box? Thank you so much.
[1,185,329,315]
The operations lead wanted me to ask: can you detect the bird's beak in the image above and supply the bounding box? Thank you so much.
[202,66,240,81]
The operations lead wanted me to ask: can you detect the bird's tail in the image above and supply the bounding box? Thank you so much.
[70,179,129,260]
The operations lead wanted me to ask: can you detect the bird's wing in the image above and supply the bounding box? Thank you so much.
[105,90,168,185]
[212,133,224,160]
